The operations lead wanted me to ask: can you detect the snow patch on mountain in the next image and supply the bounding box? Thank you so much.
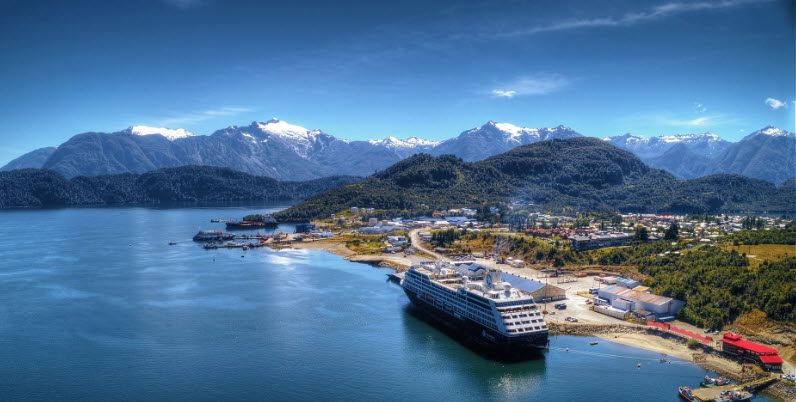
[129,125,193,140]
[369,136,440,148]
[743,126,795,139]
[256,118,321,139]
[611,132,723,145]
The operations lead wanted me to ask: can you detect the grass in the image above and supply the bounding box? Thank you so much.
[721,243,795,267]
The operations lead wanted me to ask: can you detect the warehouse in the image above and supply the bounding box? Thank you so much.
[596,285,684,318]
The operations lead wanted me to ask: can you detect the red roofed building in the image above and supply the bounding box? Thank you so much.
[721,333,783,371]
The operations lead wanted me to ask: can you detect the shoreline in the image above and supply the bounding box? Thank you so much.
[270,239,791,401]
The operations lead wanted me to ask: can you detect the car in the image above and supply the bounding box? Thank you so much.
[565,317,578,322]
[554,303,567,310]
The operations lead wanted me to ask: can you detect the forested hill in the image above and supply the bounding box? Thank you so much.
[275,137,796,222]
[0,166,360,208]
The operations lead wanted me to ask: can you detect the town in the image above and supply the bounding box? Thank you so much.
[193,205,796,400]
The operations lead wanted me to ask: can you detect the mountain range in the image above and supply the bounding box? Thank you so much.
[605,126,796,184]
[275,137,795,222]
[3,119,794,184]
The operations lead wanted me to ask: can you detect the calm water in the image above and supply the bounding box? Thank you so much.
[0,207,772,401]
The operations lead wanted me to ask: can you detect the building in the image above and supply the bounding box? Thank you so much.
[616,277,640,289]
[570,232,633,251]
[500,272,566,303]
[386,235,408,246]
[596,285,684,318]
[358,225,399,234]
[721,333,783,371]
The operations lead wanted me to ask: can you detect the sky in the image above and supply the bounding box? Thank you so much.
[0,0,794,164]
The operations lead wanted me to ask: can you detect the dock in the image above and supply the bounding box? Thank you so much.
[688,375,777,401]
[690,385,737,401]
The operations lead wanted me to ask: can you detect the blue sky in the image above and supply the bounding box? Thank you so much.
[0,0,793,164]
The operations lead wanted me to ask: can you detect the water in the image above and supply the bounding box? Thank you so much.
[0,207,773,401]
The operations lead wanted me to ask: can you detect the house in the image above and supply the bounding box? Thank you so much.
[570,232,633,251]
[461,208,477,217]
[386,236,408,246]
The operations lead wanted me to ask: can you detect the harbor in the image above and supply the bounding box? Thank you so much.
[188,210,792,401]
[0,206,785,401]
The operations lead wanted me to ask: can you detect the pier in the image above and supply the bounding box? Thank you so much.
[688,375,778,401]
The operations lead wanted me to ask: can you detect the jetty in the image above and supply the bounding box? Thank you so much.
[687,375,777,401]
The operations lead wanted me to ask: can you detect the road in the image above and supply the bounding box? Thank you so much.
[408,228,444,260]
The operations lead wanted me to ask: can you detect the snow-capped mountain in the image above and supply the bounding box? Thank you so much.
[741,125,795,140]
[368,136,440,157]
[711,126,795,184]
[129,125,194,140]
[2,120,793,184]
[605,132,730,160]
[431,121,581,161]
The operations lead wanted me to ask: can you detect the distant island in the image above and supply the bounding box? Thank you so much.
[0,166,360,208]
[276,137,796,222]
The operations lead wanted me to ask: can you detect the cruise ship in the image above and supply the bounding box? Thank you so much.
[400,261,549,353]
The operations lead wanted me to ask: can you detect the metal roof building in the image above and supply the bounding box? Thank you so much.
[597,285,684,316]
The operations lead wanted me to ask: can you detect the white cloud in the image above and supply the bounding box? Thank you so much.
[488,0,768,39]
[694,102,707,114]
[156,106,252,126]
[491,89,517,98]
[765,97,786,110]
[490,74,571,98]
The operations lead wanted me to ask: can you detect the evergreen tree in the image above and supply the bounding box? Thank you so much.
[634,225,649,242]
[664,221,679,240]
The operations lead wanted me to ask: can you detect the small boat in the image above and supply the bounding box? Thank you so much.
[590,341,599,346]
[678,386,695,401]
[210,218,220,223]
[203,243,219,250]
[700,375,731,387]
[715,389,752,401]
[168,241,177,245]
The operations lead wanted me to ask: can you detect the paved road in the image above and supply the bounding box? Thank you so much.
[408,228,444,260]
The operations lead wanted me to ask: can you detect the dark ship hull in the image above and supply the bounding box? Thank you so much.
[403,288,548,354]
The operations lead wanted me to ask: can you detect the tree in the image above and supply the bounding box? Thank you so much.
[664,222,679,240]
[634,225,649,242]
